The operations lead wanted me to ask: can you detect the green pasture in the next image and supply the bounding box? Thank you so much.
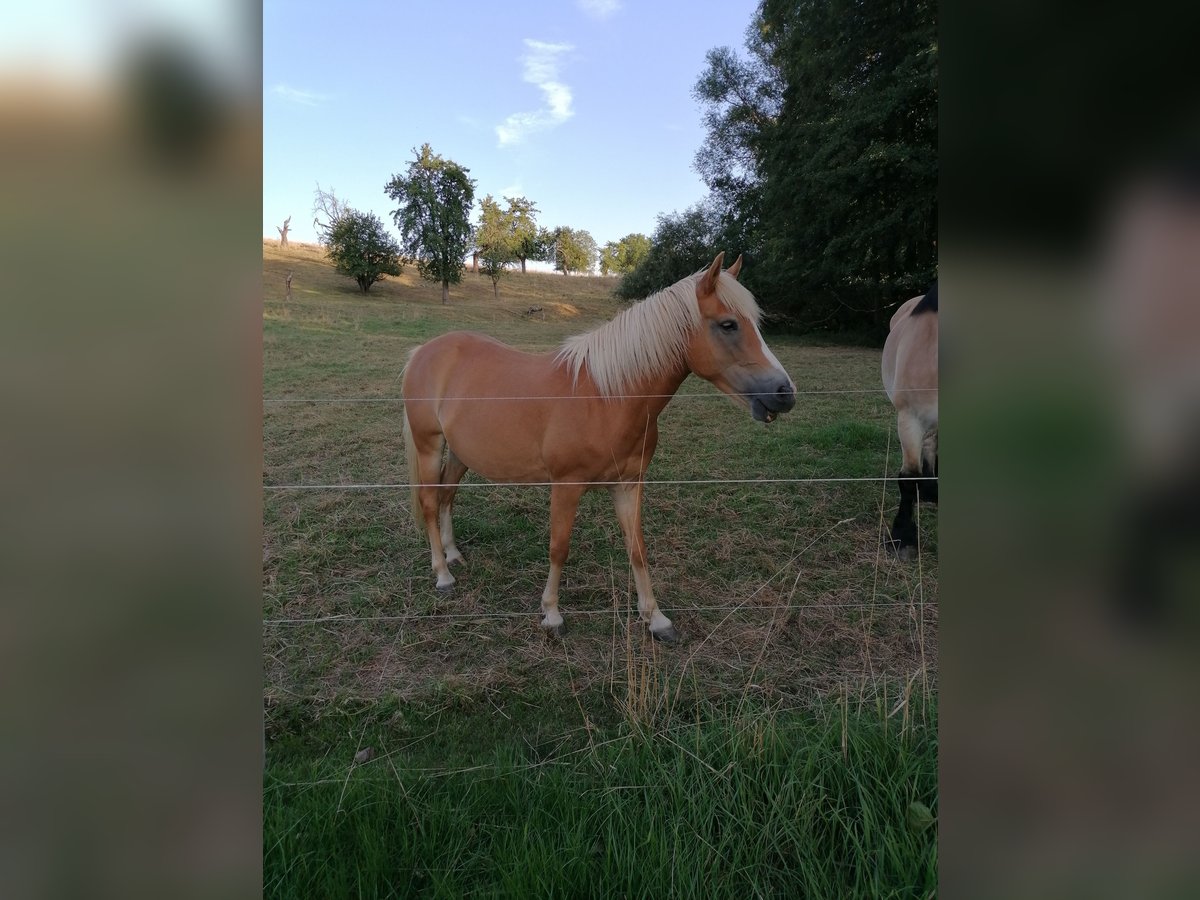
[263,242,938,898]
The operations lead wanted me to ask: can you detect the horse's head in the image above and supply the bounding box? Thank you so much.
[686,253,796,423]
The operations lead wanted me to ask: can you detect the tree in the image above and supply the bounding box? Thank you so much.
[550,226,598,275]
[504,196,543,273]
[691,0,937,335]
[312,183,350,245]
[277,215,291,248]
[384,144,477,303]
[475,195,518,297]
[693,40,780,214]
[616,205,720,299]
[755,0,937,333]
[325,209,403,293]
[599,233,652,275]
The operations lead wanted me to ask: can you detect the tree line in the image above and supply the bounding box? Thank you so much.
[310,143,652,302]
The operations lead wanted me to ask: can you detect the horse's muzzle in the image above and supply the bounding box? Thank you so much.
[749,379,796,424]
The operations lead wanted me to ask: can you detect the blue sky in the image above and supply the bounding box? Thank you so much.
[264,0,761,254]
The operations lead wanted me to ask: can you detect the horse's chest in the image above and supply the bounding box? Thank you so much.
[551,417,659,478]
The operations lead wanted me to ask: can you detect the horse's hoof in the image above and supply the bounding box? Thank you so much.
[446,553,465,567]
[883,538,916,561]
[435,582,455,594]
[543,623,566,640]
[651,625,681,644]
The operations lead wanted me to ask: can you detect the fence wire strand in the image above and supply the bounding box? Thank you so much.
[263,599,935,627]
[263,387,934,404]
[264,475,934,491]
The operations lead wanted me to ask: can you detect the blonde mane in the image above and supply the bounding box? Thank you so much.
[555,270,762,396]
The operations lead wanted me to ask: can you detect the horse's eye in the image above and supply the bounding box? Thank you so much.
[719,320,738,332]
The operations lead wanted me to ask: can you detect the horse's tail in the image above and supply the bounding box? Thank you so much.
[401,346,424,529]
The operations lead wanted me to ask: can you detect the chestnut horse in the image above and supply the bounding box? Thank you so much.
[882,281,939,559]
[401,252,795,642]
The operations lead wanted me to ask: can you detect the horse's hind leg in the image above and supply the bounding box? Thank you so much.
[920,430,938,505]
[439,450,468,566]
[888,409,926,560]
[541,483,583,638]
[611,482,678,643]
[414,433,456,591]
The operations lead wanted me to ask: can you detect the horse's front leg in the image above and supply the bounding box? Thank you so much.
[542,483,584,638]
[610,482,678,643]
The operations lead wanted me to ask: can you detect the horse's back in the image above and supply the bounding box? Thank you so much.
[882,290,938,416]
[404,331,558,397]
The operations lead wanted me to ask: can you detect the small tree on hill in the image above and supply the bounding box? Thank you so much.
[384,143,476,303]
[325,209,403,293]
[505,196,542,273]
[312,183,351,245]
[600,233,651,275]
[550,226,598,275]
[617,205,719,299]
[476,195,517,297]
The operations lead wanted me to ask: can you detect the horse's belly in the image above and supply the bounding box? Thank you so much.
[441,407,552,483]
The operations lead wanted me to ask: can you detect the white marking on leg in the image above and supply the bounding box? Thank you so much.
[611,484,673,634]
[541,561,564,628]
[419,486,455,589]
[440,507,462,564]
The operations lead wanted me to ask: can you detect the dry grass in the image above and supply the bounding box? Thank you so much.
[262,241,937,723]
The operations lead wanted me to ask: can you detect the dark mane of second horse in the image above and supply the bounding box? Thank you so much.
[912,280,938,315]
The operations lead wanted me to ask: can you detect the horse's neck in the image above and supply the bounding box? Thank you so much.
[615,362,690,423]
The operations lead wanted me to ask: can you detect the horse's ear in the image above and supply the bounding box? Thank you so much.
[699,252,725,295]
[727,254,743,280]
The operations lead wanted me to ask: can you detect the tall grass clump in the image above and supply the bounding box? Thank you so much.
[265,695,937,899]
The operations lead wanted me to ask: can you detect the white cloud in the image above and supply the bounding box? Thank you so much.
[577,0,622,19]
[495,40,574,147]
[270,83,328,106]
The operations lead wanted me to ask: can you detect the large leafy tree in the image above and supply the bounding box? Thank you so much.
[599,233,652,276]
[693,38,780,219]
[758,0,937,331]
[688,0,936,335]
[475,195,518,297]
[324,209,403,293]
[549,226,598,275]
[384,144,477,303]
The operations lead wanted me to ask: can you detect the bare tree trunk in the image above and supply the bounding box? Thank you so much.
[520,256,527,274]
[441,281,449,304]
[277,215,291,248]
[471,252,479,274]
[284,271,293,302]
[492,280,498,298]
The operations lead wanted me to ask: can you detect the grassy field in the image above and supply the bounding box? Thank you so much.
[263,242,938,897]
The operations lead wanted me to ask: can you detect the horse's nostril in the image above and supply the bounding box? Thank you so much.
[776,383,796,407]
